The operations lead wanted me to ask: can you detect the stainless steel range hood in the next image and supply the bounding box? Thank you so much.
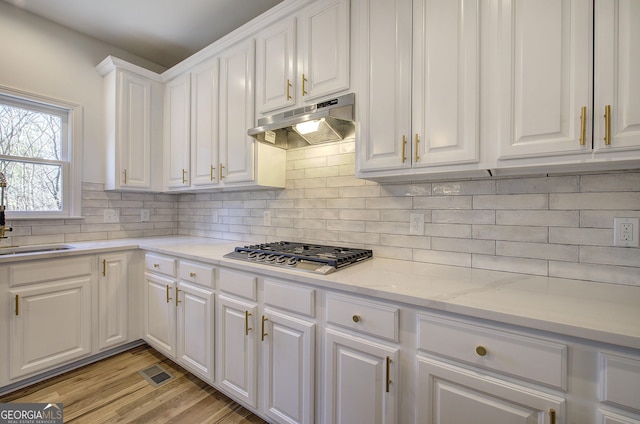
[248,93,355,149]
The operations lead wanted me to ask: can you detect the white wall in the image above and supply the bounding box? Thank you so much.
[0,1,164,184]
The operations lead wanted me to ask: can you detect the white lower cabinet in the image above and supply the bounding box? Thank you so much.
[7,257,93,380]
[216,270,316,424]
[416,357,564,423]
[143,254,215,383]
[598,351,640,423]
[97,253,129,350]
[323,293,400,424]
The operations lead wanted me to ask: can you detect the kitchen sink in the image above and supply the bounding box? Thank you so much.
[0,244,75,256]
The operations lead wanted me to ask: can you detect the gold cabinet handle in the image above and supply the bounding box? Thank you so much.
[166,285,172,304]
[15,294,19,316]
[182,169,187,184]
[386,356,392,393]
[102,259,106,277]
[415,133,420,162]
[154,263,160,268]
[210,165,215,182]
[261,316,269,341]
[190,272,196,278]
[175,287,181,307]
[220,163,225,180]
[352,315,360,323]
[550,408,556,424]
[475,346,487,357]
[123,169,127,184]
[245,310,252,336]
[286,79,292,100]
[579,106,587,146]
[604,104,611,145]
[401,135,407,163]
[302,73,308,96]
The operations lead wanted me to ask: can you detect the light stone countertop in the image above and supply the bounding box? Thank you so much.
[2,236,639,350]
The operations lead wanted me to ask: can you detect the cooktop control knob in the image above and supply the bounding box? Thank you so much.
[285,257,298,267]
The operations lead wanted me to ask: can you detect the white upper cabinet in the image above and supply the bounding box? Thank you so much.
[98,57,163,191]
[491,0,592,160]
[219,38,257,184]
[255,0,350,116]
[190,57,221,187]
[594,0,640,154]
[164,74,191,189]
[356,0,482,179]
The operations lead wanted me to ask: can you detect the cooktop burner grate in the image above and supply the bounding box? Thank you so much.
[224,241,373,274]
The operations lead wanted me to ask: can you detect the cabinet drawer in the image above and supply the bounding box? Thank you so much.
[600,352,640,412]
[326,293,399,342]
[9,256,92,287]
[145,254,176,277]
[264,279,315,317]
[218,268,257,300]
[178,261,215,288]
[417,313,567,390]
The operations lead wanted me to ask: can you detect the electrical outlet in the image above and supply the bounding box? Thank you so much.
[613,217,639,247]
[140,209,150,222]
[104,209,119,223]
[264,211,272,226]
[211,211,218,223]
[410,213,424,235]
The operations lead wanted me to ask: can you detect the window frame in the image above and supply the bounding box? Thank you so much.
[0,85,83,219]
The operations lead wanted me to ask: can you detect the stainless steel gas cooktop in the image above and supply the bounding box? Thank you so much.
[223,241,373,275]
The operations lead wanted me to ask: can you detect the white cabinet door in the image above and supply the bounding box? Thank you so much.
[256,17,297,114]
[144,272,176,358]
[412,0,480,167]
[164,74,191,189]
[417,356,564,424]
[216,294,258,408]
[9,277,92,379]
[324,329,398,424]
[219,39,255,184]
[594,0,640,153]
[177,281,214,383]
[356,0,412,173]
[357,0,480,175]
[262,309,315,424]
[191,57,220,187]
[494,0,592,159]
[97,253,128,350]
[298,0,350,102]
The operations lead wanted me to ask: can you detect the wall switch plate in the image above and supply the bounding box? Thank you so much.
[104,209,119,223]
[614,217,639,247]
[211,211,218,223]
[140,209,150,222]
[410,213,425,235]
[264,211,272,226]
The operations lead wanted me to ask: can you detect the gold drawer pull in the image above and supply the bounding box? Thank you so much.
[579,106,587,146]
[352,315,361,323]
[15,294,19,316]
[550,408,556,424]
[175,287,181,306]
[190,272,196,278]
[102,259,107,277]
[386,356,392,393]
[165,285,171,304]
[154,263,160,268]
[604,104,611,145]
[401,135,407,163]
[475,346,487,357]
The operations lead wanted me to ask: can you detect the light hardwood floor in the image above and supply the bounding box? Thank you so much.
[0,345,268,424]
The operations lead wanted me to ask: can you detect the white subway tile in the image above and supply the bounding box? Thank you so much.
[380,183,431,197]
[579,246,640,267]
[432,210,495,224]
[340,209,381,221]
[549,261,639,286]
[580,210,640,228]
[549,227,612,246]
[414,196,472,209]
[496,241,578,261]
[380,234,431,249]
[366,197,413,209]
[433,180,495,195]
[328,219,365,232]
[339,185,381,198]
[473,194,548,210]
[413,249,471,267]
[432,238,495,255]
[366,221,410,235]
[473,225,548,242]
[472,254,548,276]
[425,223,472,238]
[550,192,640,210]
[497,176,579,194]
[496,210,578,227]
[580,172,640,192]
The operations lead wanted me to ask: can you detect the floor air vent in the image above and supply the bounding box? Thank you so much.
[138,364,174,388]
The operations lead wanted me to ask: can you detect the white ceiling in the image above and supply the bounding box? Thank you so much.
[2,0,284,69]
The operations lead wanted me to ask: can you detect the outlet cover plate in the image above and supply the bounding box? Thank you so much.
[614,217,639,247]
[410,213,425,235]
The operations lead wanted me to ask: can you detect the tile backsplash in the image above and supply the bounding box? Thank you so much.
[5,140,639,287]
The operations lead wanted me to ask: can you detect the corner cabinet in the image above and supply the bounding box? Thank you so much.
[255,0,350,116]
[97,56,163,191]
[356,0,484,181]
[163,38,285,192]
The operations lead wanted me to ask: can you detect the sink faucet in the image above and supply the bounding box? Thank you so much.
[0,172,12,238]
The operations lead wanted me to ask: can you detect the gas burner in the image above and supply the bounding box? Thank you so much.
[223,241,373,275]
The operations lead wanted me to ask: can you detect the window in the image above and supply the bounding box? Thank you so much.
[0,88,82,218]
